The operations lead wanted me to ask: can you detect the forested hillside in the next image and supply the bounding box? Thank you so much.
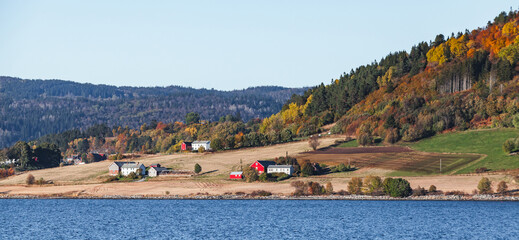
[261,10,519,146]
[0,77,306,148]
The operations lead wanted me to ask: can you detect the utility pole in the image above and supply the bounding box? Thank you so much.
[240,159,243,171]
[440,159,442,174]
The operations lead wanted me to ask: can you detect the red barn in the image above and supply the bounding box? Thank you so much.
[229,172,243,179]
[181,142,192,151]
[250,160,276,174]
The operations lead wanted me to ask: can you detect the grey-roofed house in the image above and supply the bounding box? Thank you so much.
[267,165,294,176]
[121,162,145,176]
[148,166,169,177]
[108,161,135,176]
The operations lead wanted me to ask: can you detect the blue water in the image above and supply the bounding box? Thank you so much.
[0,199,517,239]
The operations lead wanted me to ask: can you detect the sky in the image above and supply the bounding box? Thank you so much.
[0,1,518,90]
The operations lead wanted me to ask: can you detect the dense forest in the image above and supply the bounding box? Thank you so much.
[0,77,306,148]
[261,10,519,146]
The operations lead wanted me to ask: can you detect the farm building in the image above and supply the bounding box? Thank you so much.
[267,165,294,176]
[148,166,169,177]
[120,162,145,176]
[108,162,135,176]
[229,172,243,179]
[181,142,192,151]
[192,141,211,151]
[250,160,276,174]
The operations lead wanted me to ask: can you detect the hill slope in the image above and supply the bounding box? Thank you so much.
[0,76,306,148]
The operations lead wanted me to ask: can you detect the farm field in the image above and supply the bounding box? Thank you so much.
[407,128,519,173]
[0,136,343,185]
[297,146,481,176]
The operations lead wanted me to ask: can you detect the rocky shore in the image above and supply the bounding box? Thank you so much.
[1,193,519,201]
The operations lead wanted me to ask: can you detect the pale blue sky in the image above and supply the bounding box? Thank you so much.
[0,1,517,90]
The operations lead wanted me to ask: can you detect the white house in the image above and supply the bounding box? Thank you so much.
[120,162,146,176]
[148,166,169,177]
[192,141,211,151]
[267,165,294,176]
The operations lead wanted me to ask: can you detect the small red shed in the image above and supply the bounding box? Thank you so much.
[181,142,192,151]
[229,172,243,179]
[250,160,276,174]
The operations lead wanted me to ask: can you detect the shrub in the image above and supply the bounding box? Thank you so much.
[497,181,508,194]
[363,175,382,194]
[194,163,202,174]
[127,172,137,179]
[250,190,272,197]
[325,182,334,194]
[445,190,467,196]
[300,161,314,176]
[258,172,268,182]
[428,185,437,193]
[36,178,46,185]
[477,177,493,194]
[290,181,325,196]
[383,178,412,198]
[165,191,170,195]
[348,177,363,194]
[26,174,35,185]
[503,138,519,153]
[276,173,290,181]
[243,167,258,183]
[336,190,350,195]
[198,146,205,153]
[412,186,427,196]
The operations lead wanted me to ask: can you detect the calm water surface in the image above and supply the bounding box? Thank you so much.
[0,199,517,239]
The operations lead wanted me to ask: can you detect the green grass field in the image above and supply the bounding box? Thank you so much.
[407,128,519,173]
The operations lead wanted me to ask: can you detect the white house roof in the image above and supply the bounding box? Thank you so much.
[230,172,243,175]
[121,163,144,169]
[193,141,210,144]
[268,165,293,169]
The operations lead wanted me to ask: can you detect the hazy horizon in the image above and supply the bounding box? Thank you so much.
[1,1,518,90]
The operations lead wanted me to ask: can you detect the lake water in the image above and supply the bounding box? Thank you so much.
[0,199,517,239]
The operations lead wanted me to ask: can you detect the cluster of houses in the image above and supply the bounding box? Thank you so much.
[229,160,294,179]
[64,153,107,165]
[108,162,193,177]
[181,141,211,151]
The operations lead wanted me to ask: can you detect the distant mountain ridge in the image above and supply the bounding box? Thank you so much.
[0,76,307,148]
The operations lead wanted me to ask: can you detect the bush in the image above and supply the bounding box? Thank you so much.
[325,182,333,194]
[383,178,412,198]
[477,177,493,194]
[412,186,427,196]
[198,146,205,153]
[194,163,202,174]
[250,190,272,197]
[428,185,437,193]
[36,177,46,185]
[503,138,519,153]
[290,181,325,196]
[336,190,350,195]
[259,172,268,182]
[276,173,290,181]
[127,172,137,180]
[497,181,508,194]
[26,174,35,185]
[243,167,258,182]
[363,175,382,194]
[348,177,363,194]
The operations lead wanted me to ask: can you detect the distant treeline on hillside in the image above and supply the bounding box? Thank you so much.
[0,76,307,148]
